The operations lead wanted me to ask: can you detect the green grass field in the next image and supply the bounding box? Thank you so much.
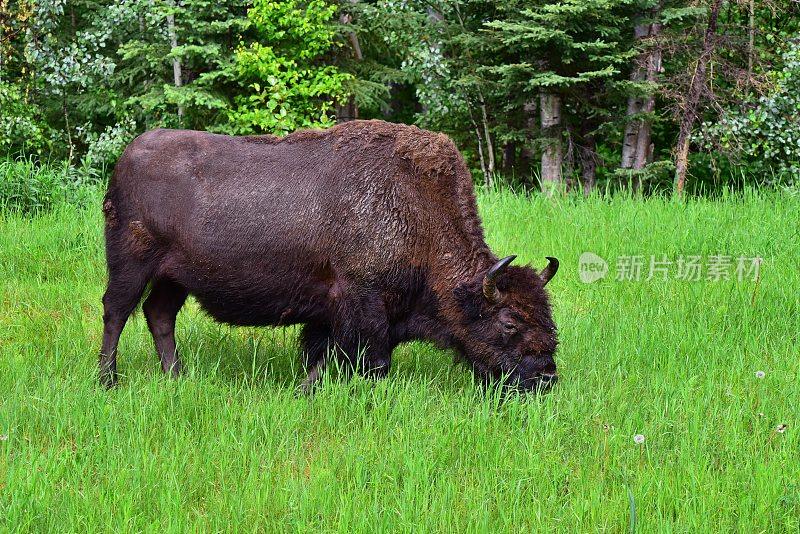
[1,188,798,532]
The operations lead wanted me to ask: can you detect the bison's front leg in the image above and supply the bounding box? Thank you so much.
[330,292,394,380]
[299,287,395,393]
[361,346,393,379]
[298,359,327,396]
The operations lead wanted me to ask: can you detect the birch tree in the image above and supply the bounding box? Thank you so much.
[620,13,662,188]
[165,0,183,122]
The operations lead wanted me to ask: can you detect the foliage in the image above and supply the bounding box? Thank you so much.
[699,39,800,181]
[335,0,425,121]
[77,117,138,170]
[221,0,351,135]
[0,158,99,213]
[484,0,635,93]
[484,0,638,181]
[1,0,799,191]
[0,0,52,154]
[0,81,52,155]
[104,0,250,130]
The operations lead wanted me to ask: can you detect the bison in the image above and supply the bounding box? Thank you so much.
[100,120,559,393]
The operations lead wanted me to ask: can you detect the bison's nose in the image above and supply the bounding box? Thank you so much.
[532,355,557,390]
[535,372,558,387]
[518,355,558,391]
[530,354,556,376]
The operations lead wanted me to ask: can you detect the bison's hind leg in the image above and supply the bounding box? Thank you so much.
[143,278,188,378]
[100,260,153,388]
[298,323,334,395]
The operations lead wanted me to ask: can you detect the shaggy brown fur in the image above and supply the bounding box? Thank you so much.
[99,119,559,392]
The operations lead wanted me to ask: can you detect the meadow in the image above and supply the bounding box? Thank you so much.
[0,186,798,532]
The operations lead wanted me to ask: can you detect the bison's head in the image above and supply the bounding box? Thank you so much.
[453,255,559,392]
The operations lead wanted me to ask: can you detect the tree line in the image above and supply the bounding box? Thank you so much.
[1,0,798,195]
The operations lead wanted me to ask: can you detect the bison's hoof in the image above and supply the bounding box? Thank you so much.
[99,373,119,389]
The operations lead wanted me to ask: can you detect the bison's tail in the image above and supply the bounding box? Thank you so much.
[102,165,159,265]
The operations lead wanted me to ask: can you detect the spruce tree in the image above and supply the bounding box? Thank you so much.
[485,0,637,192]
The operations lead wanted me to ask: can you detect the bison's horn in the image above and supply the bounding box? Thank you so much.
[483,255,516,303]
[540,256,559,286]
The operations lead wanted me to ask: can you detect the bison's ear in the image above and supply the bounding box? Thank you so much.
[453,279,485,320]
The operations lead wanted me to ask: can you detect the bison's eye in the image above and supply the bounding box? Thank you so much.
[501,322,517,334]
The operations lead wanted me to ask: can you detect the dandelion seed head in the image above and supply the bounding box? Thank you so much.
[633,434,645,444]
[755,370,766,379]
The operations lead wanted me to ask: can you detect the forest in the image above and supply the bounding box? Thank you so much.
[1,0,799,197]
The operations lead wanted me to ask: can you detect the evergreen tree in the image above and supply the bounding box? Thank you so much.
[486,0,638,192]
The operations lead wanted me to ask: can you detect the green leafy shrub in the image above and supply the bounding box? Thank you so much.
[0,158,100,214]
[0,81,53,156]
[700,40,800,183]
[77,117,138,173]
[221,0,351,135]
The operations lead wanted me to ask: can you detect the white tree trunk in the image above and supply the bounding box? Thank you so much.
[166,3,183,121]
[468,108,490,188]
[622,21,661,177]
[480,99,495,179]
[633,38,661,173]
[539,91,562,194]
[336,0,363,122]
[620,71,644,169]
